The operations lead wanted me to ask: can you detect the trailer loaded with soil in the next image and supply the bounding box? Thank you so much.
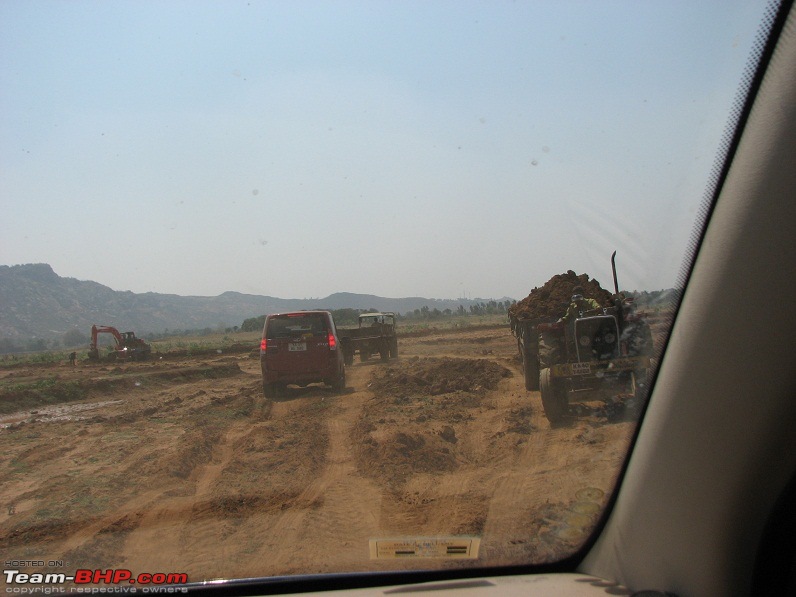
[336,312,398,366]
[509,253,654,425]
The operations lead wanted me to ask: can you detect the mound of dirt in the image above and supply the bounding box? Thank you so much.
[370,357,511,397]
[508,271,613,321]
[358,427,459,479]
[352,357,513,491]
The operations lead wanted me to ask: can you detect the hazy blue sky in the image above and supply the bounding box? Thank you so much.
[1,1,769,300]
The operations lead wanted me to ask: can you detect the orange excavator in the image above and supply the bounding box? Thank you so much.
[87,325,151,361]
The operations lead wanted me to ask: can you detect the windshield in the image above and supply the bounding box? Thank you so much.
[267,313,329,338]
[360,315,383,325]
[0,0,776,589]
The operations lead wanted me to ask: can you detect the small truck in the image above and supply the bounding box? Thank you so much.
[336,312,398,366]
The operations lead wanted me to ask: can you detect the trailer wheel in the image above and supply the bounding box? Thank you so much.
[344,350,354,366]
[540,368,568,426]
[379,341,389,361]
[360,349,369,362]
[522,347,540,391]
[389,338,398,358]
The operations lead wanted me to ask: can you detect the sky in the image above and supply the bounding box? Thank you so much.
[0,0,770,300]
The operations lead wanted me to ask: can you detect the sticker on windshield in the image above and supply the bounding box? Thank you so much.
[369,537,481,559]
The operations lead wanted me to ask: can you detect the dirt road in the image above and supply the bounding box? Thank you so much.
[0,326,636,582]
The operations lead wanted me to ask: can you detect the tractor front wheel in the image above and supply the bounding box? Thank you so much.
[540,368,569,426]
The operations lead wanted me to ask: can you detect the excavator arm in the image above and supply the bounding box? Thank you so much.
[89,325,124,351]
[88,325,126,360]
[88,325,150,361]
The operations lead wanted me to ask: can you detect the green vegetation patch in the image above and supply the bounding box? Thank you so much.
[0,363,242,416]
[0,378,87,415]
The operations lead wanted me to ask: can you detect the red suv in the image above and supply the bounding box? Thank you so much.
[260,311,346,398]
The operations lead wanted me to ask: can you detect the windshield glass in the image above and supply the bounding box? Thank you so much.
[267,313,329,338]
[0,0,774,588]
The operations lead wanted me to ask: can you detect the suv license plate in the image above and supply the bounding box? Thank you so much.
[288,342,307,352]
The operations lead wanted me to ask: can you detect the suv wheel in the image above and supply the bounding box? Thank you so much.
[332,368,346,394]
[263,382,282,400]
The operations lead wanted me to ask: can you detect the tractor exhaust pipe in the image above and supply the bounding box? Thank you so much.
[611,251,619,295]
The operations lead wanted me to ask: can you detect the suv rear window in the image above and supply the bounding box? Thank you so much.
[266,313,330,338]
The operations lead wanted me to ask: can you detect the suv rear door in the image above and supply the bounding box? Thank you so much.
[264,312,333,373]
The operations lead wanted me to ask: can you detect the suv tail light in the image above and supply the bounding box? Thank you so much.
[328,332,337,350]
[260,338,267,352]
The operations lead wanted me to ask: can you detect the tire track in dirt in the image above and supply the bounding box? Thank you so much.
[257,365,384,574]
[122,369,270,574]
[121,418,266,572]
[478,390,556,562]
[56,488,166,560]
[478,380,635,564]
[55,374,265,572]
[193,419,264,499]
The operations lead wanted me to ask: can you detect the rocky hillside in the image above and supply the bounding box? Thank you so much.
[0,264,496,342]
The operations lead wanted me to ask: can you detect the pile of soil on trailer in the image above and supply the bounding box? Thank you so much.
[509,271,613,321]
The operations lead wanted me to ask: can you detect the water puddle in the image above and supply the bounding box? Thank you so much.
[0,400,124,428]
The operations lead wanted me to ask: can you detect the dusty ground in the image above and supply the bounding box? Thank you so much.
[0,325,638,584]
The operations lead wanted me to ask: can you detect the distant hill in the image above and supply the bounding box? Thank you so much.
[0,264,507,343]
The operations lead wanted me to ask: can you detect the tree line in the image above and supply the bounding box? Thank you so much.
[0,301,516,355]
[239,301,513,332]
